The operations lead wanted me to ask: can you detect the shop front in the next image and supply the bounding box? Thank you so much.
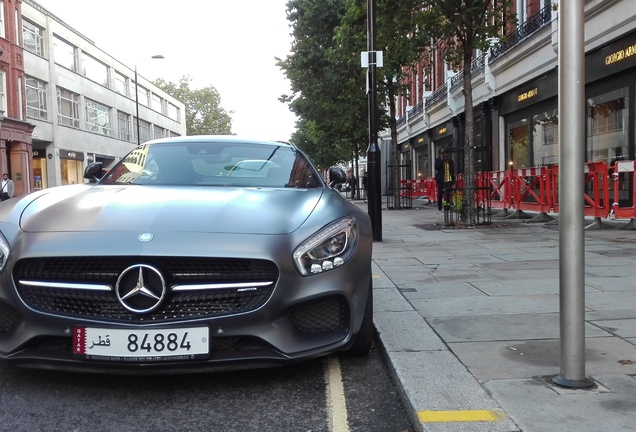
[413,133,429,179]
[59,149,84,185]
[430,122,455,171]
[32,149,47,190]
[499,71,558,171]
[586,30,636,207]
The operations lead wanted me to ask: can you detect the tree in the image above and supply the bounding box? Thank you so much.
[337,0,430,209]
[278,0,370,173]
[154,76,233,135]
[421,0,515,224]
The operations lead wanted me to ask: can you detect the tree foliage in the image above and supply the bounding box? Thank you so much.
[280,0,432,203]
[336,0,431,208]
[421,0,515,224]
[278,0,368,168]
[154,76,234,136]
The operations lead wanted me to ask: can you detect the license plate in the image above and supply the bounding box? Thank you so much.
[73,326,209,361]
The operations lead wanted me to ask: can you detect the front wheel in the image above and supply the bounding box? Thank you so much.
[342,281,373,357]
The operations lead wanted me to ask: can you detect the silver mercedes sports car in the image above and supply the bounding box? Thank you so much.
[0,136,373,374]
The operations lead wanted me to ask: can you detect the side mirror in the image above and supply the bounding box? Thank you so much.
[84,162,104,183]
[328,166,347,188]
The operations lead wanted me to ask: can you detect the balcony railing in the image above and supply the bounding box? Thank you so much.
[408,100,424,117]
[490,4,553,61]
[450,54,486,89]
[425,83,447,106]
[396,100,424,128]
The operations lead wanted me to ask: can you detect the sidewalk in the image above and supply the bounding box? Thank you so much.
[361,199,636,432]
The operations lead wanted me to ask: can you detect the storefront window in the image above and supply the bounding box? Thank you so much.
[61,159,83,185]
[587,87,628,164]
[416,146,429,178]
[33,158,47,190]
[533,109,559,166]
[508,119,531,169]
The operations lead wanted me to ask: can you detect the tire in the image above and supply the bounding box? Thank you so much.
[342,281,374,357]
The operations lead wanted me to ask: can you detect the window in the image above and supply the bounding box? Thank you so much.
[117,110,131,141]
[587,88,629,164]
[128,80,136,100]
[591,99,624,135]
[23,20,44,56]
[56,87,80,128]
[137,87,148,106]
[139,119,151,143]
[533,110,559,166]
[154,125,164,139]
[85,98,111,136]
[0,71,7,115]
[0,1,5,39]
[26,77,48,120]
[132,117,138,143]
[115,72,127,96]
[53,36,76,71]
[81,53,109,86]
[151,93,161,112]
[167,103,180,122]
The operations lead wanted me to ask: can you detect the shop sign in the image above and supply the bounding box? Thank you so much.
[32,150,46,159]
[517,88,538,102]
[605,43,636,65]
[59,150,84,161]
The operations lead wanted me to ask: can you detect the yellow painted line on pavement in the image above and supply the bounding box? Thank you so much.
[418,410,507,423]
[324,355,350,432]
[372,274,381,279]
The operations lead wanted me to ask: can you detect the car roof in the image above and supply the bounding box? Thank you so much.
[144,135,295,149]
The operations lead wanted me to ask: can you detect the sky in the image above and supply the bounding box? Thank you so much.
[34,0,298,141]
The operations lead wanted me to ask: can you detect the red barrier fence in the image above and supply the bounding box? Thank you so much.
[483,170,513,210]
[406,160,636,227]
[399,179,434,201]
[510,167,552,216]
[551,162,611,220]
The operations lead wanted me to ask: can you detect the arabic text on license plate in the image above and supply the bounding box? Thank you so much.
[73,327,209,359]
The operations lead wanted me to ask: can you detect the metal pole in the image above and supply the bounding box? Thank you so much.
[135,65,141,146]
[367,0,382,241]
[552,0,593,389]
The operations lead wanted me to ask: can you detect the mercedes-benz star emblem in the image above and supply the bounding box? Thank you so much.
[116,264,166,314]
[138,233,154,242]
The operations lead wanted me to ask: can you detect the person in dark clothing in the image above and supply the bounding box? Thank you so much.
[349,175,357,199]
[434,150,455,211]
[362,172,368,202]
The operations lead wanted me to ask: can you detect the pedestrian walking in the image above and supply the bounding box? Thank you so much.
[434,150,454,211]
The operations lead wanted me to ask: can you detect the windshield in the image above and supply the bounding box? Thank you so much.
[100,140,323,188]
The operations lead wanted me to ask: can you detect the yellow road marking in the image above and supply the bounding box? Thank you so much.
[418,410,507,423]
[324,355,350,432]
[372,274,381,279]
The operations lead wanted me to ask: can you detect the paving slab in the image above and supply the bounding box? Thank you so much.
[485,375,636,432]
[363,202,636,432]
[429,314,611,343]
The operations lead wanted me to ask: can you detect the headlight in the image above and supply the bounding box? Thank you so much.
[0,232,9,273]
[293,217,358,276]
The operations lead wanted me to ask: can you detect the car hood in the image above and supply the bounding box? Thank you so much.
[20,185,324,235]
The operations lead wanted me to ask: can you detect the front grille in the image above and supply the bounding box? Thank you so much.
[289,295,349,333]
[0,301,19,333]
[14,257,278,322]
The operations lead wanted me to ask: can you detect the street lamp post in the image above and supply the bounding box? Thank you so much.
[134,55,164,146]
